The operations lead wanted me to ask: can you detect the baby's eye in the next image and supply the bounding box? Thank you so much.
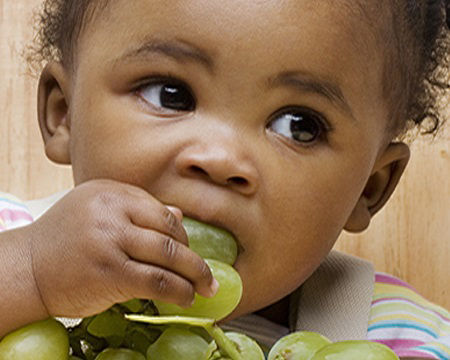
[138,79,195,112]
[267,108,329,145]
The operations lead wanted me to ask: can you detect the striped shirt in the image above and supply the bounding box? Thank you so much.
[0,192,33,231]
[1,191,449,359]
[368,273,450,359]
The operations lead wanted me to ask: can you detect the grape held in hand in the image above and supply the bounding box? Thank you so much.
[154,258,243,320]
[153,218,242,320]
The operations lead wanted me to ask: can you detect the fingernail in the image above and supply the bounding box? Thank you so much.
[209,278,220,297]
[166,206,183,221]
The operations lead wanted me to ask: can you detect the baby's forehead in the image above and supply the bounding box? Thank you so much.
[82,0,392,86]
[318,1,393,51]
[83,0,391,55]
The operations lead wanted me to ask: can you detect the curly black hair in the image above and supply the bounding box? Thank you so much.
[27,0,449,141]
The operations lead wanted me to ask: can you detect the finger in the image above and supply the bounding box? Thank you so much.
[122,226,218,298]
[119,259,195,308]
[166,206,183,222]
[123,191,189,246]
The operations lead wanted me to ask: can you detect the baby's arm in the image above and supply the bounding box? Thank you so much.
[0,225,49,338]
[0,179,217,337]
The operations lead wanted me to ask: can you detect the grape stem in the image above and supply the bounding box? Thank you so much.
[204,323,243,360]
[125,315,243,360]
[125,314,214,327]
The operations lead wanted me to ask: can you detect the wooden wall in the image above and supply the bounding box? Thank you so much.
[1,1,449,309]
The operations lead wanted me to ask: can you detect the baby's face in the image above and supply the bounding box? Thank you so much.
[60,0,391,318]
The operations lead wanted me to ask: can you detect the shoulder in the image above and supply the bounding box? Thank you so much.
[368,272,450,359]
[0,192,33,230]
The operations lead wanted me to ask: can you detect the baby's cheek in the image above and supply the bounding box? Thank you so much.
[257,230,335,289]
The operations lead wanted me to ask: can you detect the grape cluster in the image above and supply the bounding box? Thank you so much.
[0,218,399,360]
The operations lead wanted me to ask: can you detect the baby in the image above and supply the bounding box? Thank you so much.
[1,0,449,358]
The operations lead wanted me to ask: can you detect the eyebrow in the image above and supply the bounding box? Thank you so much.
[267,71,356,121]
[114,37,215,73]
[114,38,356,121]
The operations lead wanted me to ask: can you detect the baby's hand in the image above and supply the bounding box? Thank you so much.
[27,179,217,319]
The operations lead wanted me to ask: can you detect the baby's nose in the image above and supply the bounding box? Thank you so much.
[174,141,259,196]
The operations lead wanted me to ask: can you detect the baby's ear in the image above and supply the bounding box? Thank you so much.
[344,142,410,233]
[37,62,71,164]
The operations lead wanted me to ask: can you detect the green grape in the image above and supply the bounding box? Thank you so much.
[146,327,209,360]
[154,259,243,320]
[183,217,238,265]
[310,340,399,360]
[69,317,109,358]
[69,357,83,360]
[87,309,128,339]
[268,331,332,360]
[122,322,162,355]
[120,299,145,313]
[188,325,212,343]
[124,315,242,360]
[206,332,265,360]
[95,348,145,360]
[0,318,69,360]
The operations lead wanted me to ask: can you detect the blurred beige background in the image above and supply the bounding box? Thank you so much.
[1,1,449,309]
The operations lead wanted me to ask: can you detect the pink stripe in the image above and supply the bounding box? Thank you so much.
[375,273,418,292]
[371,297,450,322]
[396,349,437,358]
[373,340,438,358]
[374,338,425,349]
[0,209,33,223]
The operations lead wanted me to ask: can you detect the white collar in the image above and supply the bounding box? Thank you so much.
[24,189,70,220]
